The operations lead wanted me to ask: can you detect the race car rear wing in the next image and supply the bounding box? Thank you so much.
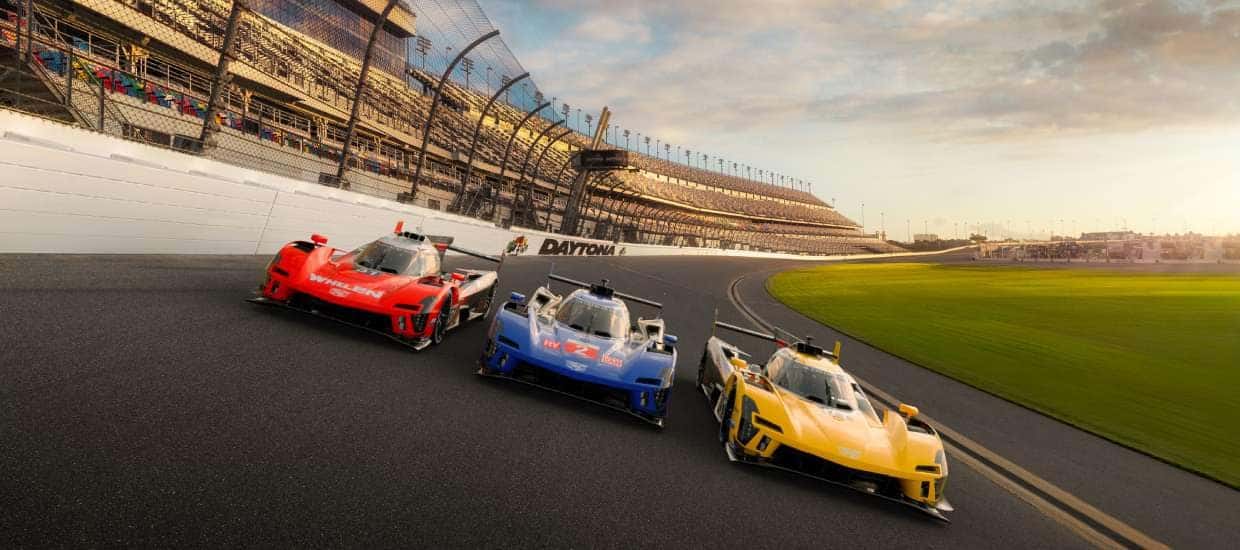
[713,321,840,361]
[393,221,502,264]
[547,265,662,309]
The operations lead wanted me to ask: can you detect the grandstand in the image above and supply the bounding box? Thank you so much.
[0,0,899,255]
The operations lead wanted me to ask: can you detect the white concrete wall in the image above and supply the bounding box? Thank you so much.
[0,110,959,261]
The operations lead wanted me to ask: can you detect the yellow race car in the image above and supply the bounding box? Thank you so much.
[697,321,952,521]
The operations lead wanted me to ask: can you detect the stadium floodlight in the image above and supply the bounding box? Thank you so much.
[624,129,631,149]
[416,35,431,70]
[461,57,474,89]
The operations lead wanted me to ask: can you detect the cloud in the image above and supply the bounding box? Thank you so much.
[497,0,1240,142]
[570,13,652,44]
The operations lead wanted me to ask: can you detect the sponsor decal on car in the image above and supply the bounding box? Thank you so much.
[308,272,384,299]
[542,338,562,350]
[564,340,600,360]
[600,355,624,367]
[537,238,616,256]
[838,446,863,460]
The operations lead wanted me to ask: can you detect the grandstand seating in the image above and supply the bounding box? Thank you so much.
[0,0,901,256]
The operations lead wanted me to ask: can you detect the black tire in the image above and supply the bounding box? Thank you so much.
[696,352,708,387]
[432,299,450,345]
[473,285,496,322]
[718,386,736,444]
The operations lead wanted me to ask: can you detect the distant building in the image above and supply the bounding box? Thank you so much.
[1080,231,1138,241]
[913,233,939,243]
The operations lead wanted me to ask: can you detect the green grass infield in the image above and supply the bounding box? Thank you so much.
[768,262,1240,488]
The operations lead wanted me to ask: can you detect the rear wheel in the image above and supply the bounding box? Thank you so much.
[472,285,496,322]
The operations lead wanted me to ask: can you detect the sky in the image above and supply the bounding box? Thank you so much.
[478,0,1239,239]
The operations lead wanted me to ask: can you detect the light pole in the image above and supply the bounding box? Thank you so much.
[461,56,473,90]
[624,129,630,150]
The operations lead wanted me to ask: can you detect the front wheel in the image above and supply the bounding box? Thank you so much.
[718,387,736,444]
[432,300,450,345]
[696,352,708,387]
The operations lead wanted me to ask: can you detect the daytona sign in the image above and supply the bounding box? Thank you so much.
[537,238,616,256]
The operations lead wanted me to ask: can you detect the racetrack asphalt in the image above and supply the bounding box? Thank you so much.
[1,253,1235,548]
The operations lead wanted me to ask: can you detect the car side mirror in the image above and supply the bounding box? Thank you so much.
[509,291,526,304]
[663,334,678,346]
[451,272,466,282]
[747,363,763,374]
[898,403,919,419]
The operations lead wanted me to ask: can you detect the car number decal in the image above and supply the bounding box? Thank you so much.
[564,341,599,360]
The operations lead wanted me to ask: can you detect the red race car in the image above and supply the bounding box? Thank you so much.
[248,222,501,350]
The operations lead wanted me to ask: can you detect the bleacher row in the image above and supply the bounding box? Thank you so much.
[611,170,855,227]
[627,154,824,206]
[581,196,896,255]
[5,0,897,256]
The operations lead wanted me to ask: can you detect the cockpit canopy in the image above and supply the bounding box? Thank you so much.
[766,352,880,422]
[553,292,630,339]
[351,237,440,276]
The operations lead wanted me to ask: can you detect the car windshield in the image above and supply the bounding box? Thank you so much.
[554,296,628,338]
[353,240,433,276]
[770,361,857,411]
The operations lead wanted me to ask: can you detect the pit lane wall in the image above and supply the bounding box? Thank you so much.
[1,110,948,261]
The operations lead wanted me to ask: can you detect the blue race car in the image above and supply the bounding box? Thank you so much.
[478,272,678,427]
